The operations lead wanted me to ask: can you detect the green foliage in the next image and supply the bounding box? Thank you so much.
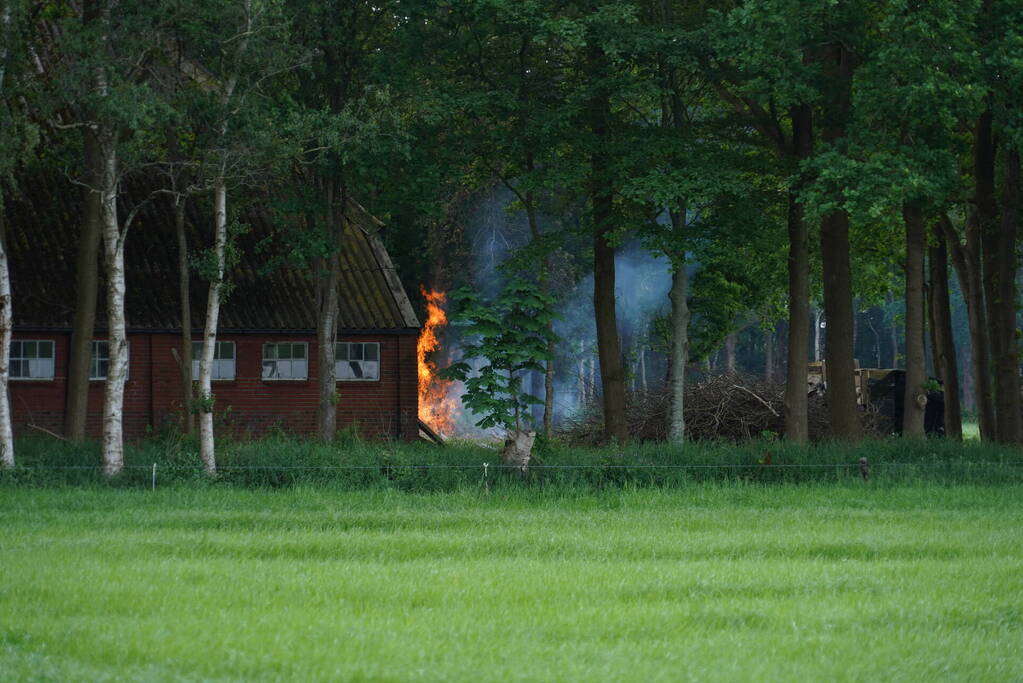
[189,216,249,299]
[0,0,40,203]
[442,278,557,432]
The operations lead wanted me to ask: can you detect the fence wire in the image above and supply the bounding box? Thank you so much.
[6,461,1023,471]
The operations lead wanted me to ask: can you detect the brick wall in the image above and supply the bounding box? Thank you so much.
[10,331,420,441]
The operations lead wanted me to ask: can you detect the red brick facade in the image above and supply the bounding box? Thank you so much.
[10,332,420,441]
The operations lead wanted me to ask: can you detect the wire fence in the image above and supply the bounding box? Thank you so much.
[4,458,1023,493]
[6,461,1023,471]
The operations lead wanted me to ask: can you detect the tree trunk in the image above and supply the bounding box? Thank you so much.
[783,121,811,443]
[588,354,595,404]
[852,307,859,367]
[588,42,627,443]
[577,354,586,406]
[593,220,626,443]
[977,109,1009,442]
[667,230,690,443]
[991,149,1021,442]
[764,325,774,382]
[961,349,976,415]
[65,130,103,440]
[0,212,14,467]
[176,196,194,434]
[886,291,899,368]
[901,203,927,437]
[820,209,861,441]
[866,314,880,367]
[813,308,823,362]
[941,213,995,439]
[316,183,342,442]
[99,138,126,476]
[724,332,738,373]
[522,182,555,438]
[929,219,962,439]
[819,42,860,442]
[544,332,555,436]
[198,178,228,474]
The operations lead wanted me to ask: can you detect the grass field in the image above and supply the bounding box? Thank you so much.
[2,484,1022,681]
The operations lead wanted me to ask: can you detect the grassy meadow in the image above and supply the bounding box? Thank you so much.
[2,480,1022,681]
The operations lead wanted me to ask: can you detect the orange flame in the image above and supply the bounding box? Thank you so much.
[417,287,459,437]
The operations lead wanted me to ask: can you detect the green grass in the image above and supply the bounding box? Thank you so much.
[5,433,1023,489]
[963,421,981,441]
[2,484,1022,681]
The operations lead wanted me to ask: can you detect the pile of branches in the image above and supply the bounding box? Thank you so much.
[559,372,880,444]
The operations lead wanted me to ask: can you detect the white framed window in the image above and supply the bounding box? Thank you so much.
[336,342,380,381]
[192,341,236,380]
[262,342,308,380]
[90,340,129,381]
[10,340,55,380]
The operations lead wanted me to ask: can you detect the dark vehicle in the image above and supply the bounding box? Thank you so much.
[867,370,945,436]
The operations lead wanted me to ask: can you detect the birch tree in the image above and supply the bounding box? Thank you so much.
[0,214,11,468]
[181,0,292,472]
[0,0,37,467]
[50,0,177,474]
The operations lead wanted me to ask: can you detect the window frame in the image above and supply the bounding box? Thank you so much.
[191,341,237,381]
[261,342,309,381]
[9,340,56,381]
[89,340,130,381]
[335,341,381,382]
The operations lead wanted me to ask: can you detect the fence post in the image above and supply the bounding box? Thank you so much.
[152,462,157,491]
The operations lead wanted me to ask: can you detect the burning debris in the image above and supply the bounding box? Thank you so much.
[417,287,460,437]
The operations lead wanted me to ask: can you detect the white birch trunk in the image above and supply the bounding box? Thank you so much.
[577,355,585,407]
[196,0,251,467]
[198,178,227,474]
[0,2,14,468]
[588,355,595,402]
[639,347,647,392]
[100,141,126,476]
[667,260,690,443]
[0,216,14,468]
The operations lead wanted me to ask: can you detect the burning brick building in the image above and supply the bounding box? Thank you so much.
[5,177,422,441]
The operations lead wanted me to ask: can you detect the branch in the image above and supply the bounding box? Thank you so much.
[712,82,788,156]
[49,119,96,131]
[28,423,70,441]
[732,384,779,417]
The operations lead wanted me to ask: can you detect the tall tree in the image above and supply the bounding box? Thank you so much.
[286,0,406,442]
[62,1,106,441]
[0,0,38,467]
[53,0,175,472]
[706,3,827,442]
[175,0,293,471]
[816,37,860,441]
[586,37,628,443]
[901,203,926,436]
[929,220,962,439]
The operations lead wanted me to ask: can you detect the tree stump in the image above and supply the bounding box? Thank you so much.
[502,429,535,475]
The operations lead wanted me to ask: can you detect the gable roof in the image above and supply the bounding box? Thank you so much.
[5,174,420,334]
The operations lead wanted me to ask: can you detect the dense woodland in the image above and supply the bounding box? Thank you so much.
[0,0,1021,474]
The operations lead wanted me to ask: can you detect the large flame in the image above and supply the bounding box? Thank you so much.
[417,287,459,437]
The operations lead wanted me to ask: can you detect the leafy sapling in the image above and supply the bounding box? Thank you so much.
[442,278,558,472]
